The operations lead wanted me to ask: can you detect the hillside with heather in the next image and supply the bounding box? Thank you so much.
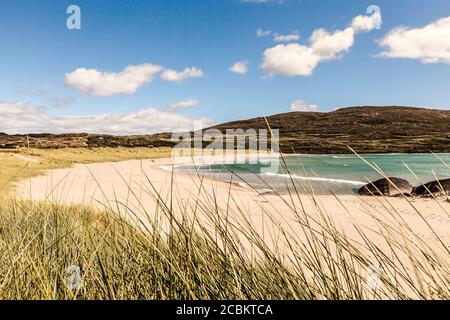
[1,106,449,154]
[210,106,450,153]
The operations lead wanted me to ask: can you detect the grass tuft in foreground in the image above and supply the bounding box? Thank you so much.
[0,148,448,300]
[0,200,309,300]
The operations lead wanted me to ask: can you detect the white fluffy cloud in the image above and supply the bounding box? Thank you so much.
[165,98,200,112]
[262,11,381,76]
[290,100,318,112]
[0,101,213,135]
[378,16,450,64]
[229,60,249,74]
[160,67,204,83]
[65,64,163,96]
[274,31,300,43]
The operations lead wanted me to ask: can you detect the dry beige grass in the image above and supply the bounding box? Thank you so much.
[0,147,171,194]
[0,147,449,300]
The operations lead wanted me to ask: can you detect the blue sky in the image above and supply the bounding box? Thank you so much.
[0,0,449,134]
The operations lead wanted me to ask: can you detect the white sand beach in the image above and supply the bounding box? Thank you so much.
[13,154,450,261]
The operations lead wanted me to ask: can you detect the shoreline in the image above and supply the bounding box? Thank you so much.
[159,151,450,197]
[12,154,449,256]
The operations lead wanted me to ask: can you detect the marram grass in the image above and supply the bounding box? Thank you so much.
[0,147,448,300]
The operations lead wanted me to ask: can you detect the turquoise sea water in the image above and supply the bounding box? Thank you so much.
[175,154,450,194]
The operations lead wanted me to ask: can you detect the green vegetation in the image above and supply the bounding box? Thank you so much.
[0,149,448,299]
[1,107,449,154]
[0,147,172,194]
[211,106,450,153]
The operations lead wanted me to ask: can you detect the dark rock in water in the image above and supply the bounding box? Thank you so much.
[358,177,413,196]
[412,179,450,197]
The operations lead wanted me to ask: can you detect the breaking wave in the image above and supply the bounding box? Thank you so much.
[264,172,366,186]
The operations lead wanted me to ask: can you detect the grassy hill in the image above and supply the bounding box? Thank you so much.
[1,106,449,153]
[210,106,450,153]
[0,132,174,149]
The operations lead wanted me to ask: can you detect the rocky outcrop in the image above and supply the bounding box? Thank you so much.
[358,177,413,196]
[359,177,450,197]
[412,179,450,197]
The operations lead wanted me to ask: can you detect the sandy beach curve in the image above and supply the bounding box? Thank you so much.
[13,154,450,260]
